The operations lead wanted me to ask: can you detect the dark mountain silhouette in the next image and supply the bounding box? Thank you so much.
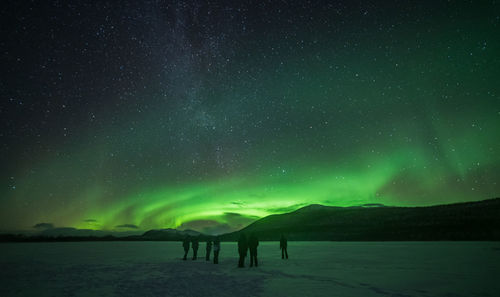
[220,198,500,241]
[2,198,499,242]
[0,228,206,242]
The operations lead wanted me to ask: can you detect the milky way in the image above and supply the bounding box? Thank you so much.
[1,1,499,233]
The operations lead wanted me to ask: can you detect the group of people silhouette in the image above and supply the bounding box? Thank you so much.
[181,233,289,267]
[183,235,221,263]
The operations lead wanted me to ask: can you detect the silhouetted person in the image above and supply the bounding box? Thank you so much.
[213,236,220,264]
[192,236,199,260]
[248,233,259,267]
[237,233,248,267]
[280,234,288,259]
[182,236,190,260]
[206,239,212,261]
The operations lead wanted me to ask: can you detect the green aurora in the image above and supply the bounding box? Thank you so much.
[1,1,499,234]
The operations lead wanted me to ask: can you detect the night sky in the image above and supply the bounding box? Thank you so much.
[1,1,499,234]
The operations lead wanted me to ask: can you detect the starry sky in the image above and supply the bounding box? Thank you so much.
[1,1,499,234]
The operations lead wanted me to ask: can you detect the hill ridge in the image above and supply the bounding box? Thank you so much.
[220,197,500,241]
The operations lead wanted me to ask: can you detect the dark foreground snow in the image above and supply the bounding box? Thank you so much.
[0,241,499,297]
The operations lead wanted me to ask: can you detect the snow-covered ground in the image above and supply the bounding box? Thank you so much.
[0,241,498,297]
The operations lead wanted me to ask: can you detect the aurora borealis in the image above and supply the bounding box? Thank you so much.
[1,1,499,234]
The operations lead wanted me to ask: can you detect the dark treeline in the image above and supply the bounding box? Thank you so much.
[2,198,499,242]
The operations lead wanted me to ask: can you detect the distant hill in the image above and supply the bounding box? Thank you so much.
[0,227,206,242]
[220,198,500,241]
[2,198,499,242]
[141,228,202,241]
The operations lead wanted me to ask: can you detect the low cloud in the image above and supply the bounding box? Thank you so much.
[230,201,245,206]
[178,220,217,231]
[199,223,236,235]
[33,223,54,229]
[223,212,246,218]
[178,212,260,235]
[178,219,232,235]
[115,224,138,229]
[83,219,98,222]
[222,212,259,230]
[265,203,309,213]
[361,203,386,208]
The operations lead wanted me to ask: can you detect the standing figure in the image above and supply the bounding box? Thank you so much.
[248,233,259,267]
[213,236,221,264]
[280,234,288,259]
[237,233,248,268]
[192,236,199,260]
[206,239,212,261]
[182,236,190,260]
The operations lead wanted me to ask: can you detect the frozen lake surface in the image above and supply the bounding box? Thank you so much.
[1,241,499,297]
